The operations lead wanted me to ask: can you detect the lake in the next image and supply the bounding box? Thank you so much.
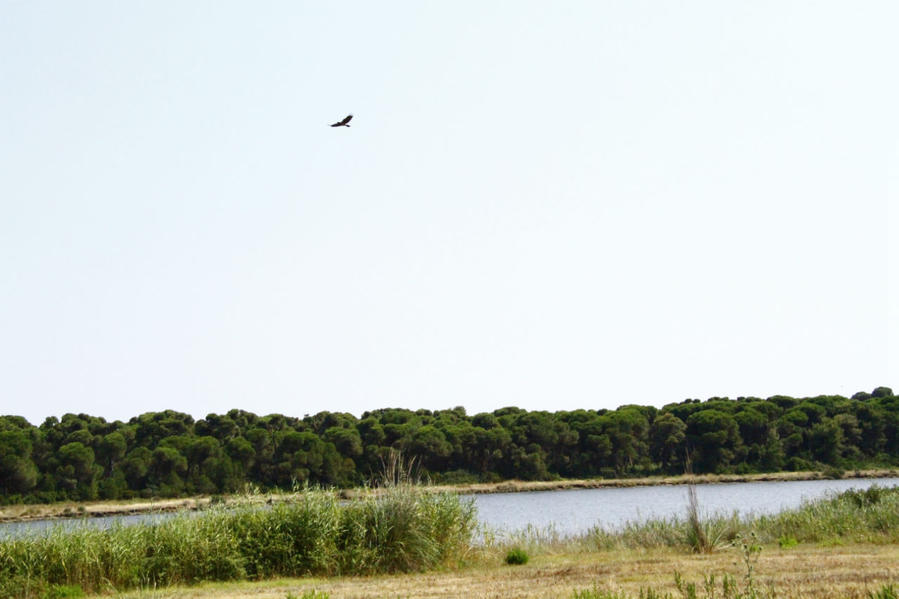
[474,476,899,537]
[3,477,898,539]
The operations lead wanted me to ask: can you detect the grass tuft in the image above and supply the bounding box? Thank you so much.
[504,547,529,565]
[868,584,898,599]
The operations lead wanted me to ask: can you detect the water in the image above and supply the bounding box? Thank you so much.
[2,477,897,539]
[0,512,174,539]
[474,477,899,537]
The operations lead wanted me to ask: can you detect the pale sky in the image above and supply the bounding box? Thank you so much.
[2,2,896,426]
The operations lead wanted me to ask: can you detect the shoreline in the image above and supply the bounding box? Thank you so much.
[437,467,899,495]
[1,468,896,524]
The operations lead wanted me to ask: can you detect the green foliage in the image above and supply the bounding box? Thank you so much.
[777,535,797,548]
[504,547,529,565]
[868,584,898,599]
[0,487,476,597]
[286,590,330,599]
[1,387,898,504]
[733,532,762,596]
[846,484,884,507]
[684,483,736,553]
[649,413,687,473]
[585,486,899,554]
[43,585,85,599]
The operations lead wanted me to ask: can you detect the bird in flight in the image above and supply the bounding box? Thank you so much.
[330,114,353,127]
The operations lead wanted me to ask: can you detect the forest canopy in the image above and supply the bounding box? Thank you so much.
[1,387,896,504]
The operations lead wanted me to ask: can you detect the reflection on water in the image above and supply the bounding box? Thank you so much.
[2,477,898,539]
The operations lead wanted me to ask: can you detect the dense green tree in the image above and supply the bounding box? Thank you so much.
[148,446,188,496]
[120,447,152,490]
[56,442,99,499]
[96,432,126,476]
[0,428,39,495]
[403,425,452,471]
[649,412,687,472]
[1,387,897,504]
[806,419,843,463]
[604,408,649,475]
[686,410,742,473]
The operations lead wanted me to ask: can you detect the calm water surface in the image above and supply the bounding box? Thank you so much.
[3,477,898,539]
[474,477,899,537]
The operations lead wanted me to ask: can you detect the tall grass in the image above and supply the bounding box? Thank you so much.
[585,485,899,552]
[754,485,899,545]
[0,486,476,598]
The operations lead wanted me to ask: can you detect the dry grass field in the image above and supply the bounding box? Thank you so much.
[99,544,899,599]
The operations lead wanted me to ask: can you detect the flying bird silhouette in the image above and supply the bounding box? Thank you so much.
[330,114,353,127]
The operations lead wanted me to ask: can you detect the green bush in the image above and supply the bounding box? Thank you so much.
[777,535,798,549]
[286,591,330,599]
[846,485,884,507]
[821,465,845,479]
[44,586,85,599]
[505,547,529,565]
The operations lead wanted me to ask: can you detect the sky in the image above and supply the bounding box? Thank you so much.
[1,2,896,426]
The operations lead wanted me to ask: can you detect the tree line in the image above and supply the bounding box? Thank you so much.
[0,387,896,504]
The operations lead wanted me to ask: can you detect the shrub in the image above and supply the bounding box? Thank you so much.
[777,535,798,549]
[821,465,845,480]
[505,547,529,565]
[286,591,330,599]
[846,485,884,507]
[44,586,85,599]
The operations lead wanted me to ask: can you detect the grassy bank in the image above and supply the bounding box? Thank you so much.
[3,468,896,523]
[577,484,899,553]
[0,487,476,599]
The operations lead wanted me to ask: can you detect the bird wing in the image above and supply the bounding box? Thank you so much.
[341,114,353,125]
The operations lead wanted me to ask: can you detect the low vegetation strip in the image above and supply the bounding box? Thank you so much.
[0,487,476,599]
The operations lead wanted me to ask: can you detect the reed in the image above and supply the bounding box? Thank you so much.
[754,485,899,545]
[582,485,899,553]
[0,486,476,598]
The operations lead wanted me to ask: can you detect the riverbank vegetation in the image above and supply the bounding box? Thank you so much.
[4,486,896,599]
[0,486,476,599]
[1,387,896,504]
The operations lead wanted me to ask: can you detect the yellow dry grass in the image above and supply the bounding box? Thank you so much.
[99,544,899,599]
